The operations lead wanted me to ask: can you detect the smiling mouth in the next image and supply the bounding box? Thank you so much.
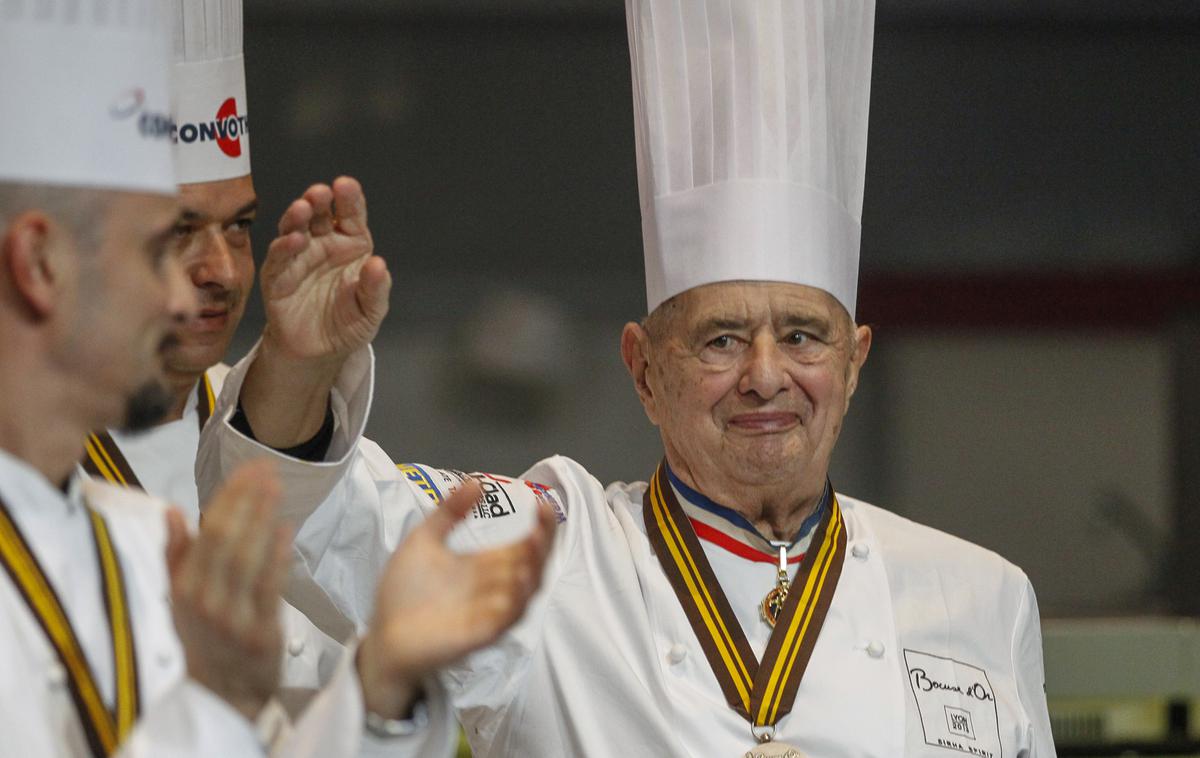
[727,412,801,433]
[184,307,232,334]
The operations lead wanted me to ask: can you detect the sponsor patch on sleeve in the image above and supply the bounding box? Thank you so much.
[396,464,566,524]
[904,649,1002,758]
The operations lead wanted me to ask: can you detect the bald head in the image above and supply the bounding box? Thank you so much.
[0,183,113,252]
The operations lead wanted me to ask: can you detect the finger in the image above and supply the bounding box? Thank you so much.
[198,461,275,614]
[165,508,198,604]
[221,471,281,638]
[164,506,190,579]
[331,176,369,237]
[423,478,483,541]
[228,474,283,607]
[304,183,335,237]
[355,256,392,325]
[253,520,293,621]
[277,197,314,238]
[261,231,309,300]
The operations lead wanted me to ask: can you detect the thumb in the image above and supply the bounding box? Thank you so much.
[355,256,391,324]
[423,478,483,541]
[164,506,191,579]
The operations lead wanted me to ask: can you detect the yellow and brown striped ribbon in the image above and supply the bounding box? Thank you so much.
[0,495,139,756]
[81,371,215,489]
[643,462,846,729]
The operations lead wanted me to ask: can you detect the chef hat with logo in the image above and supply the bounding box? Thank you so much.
[171,0,251,183]
[626,0,875,316]
[0,1,175,193]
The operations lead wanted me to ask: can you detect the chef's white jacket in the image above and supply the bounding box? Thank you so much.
[69,360,454,757]
[0,449,367,756]
[199,344,1057,758]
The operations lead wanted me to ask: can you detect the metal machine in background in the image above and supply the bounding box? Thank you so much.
[1046,618,1200,757]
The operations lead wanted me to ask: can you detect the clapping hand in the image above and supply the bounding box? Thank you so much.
[165,460,290,721]
[355,479,558,718]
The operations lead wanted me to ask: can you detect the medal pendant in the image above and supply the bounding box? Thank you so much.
[761,544,791,628]
[743,741,807,758]
[760,585,788,628]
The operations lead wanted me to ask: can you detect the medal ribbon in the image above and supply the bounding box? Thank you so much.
[81,371,215,489]
[0,496,139,756]
[643,462,846,728]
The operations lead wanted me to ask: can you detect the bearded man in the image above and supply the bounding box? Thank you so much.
[71,1,555,754]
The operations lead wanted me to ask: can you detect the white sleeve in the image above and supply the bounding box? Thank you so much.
[276,644,457,758]
[116,680,264,757]
[196,341,377,640]
[1011,579,1057,757]
[196,340,374,526]
[194,339,574,743]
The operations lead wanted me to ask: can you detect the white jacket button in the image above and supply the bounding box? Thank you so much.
[666,643,687,665]
[851,543,870,560]
[46,663,66,688]
[287,637,306,657]
[866,640,885,658]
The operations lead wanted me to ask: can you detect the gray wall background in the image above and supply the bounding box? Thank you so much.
[228,1,1200,618]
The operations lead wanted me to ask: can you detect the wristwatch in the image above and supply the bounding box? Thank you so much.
[364,696,429,739]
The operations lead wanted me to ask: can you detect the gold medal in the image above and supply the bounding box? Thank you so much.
[759,545,790,628]
[744,741,807,758]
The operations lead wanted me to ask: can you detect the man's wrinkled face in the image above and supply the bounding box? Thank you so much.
[636,281,870,491]
[164,174,256,377]
[64,191,195,430]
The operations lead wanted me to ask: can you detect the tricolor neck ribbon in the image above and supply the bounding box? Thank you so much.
[0,495,139,756]
[643,461,846,728]
[81,371,215,490]
[667,465,827,565]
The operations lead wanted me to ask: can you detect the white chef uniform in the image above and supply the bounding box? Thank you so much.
[198,346,1055,758]
[80,364,455,757]
[66,0,455,751]
[197,0,1057,754]
[0,2,330,754]
[0,448,379,757]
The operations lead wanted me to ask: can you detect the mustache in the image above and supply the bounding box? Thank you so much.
[194,288,240,312]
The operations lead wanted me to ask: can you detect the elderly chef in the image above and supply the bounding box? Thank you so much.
[198,0,1057,756]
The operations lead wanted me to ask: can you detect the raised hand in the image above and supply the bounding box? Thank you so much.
[355,479,558,718]
[259,176,391,367]
[242,177,391,447]
[165,459,290,721]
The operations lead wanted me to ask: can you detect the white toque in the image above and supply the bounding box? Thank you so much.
[171,0,250,183]
[626,0,876,316]
[0,1,175,194]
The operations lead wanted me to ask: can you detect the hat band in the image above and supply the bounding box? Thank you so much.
[643,180,860,316]
[0,24,175,193]
[171,54,251,184]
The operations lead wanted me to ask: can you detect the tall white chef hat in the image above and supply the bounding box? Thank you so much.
[171,0,250,183]
[626,0,875,316]
[0,1,175,194]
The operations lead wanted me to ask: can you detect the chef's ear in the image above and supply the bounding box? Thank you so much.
[621,321,661,425]
[844,323,872,407]
[3,211,61,319]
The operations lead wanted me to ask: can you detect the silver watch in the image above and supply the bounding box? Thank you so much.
[364,698,429,739]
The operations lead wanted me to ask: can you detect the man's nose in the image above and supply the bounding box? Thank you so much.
[738,335,789,399]
[189,228,237,289]
[165,252,198,324]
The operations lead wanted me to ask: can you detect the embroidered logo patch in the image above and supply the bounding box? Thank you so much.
[904,649,1001,757]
